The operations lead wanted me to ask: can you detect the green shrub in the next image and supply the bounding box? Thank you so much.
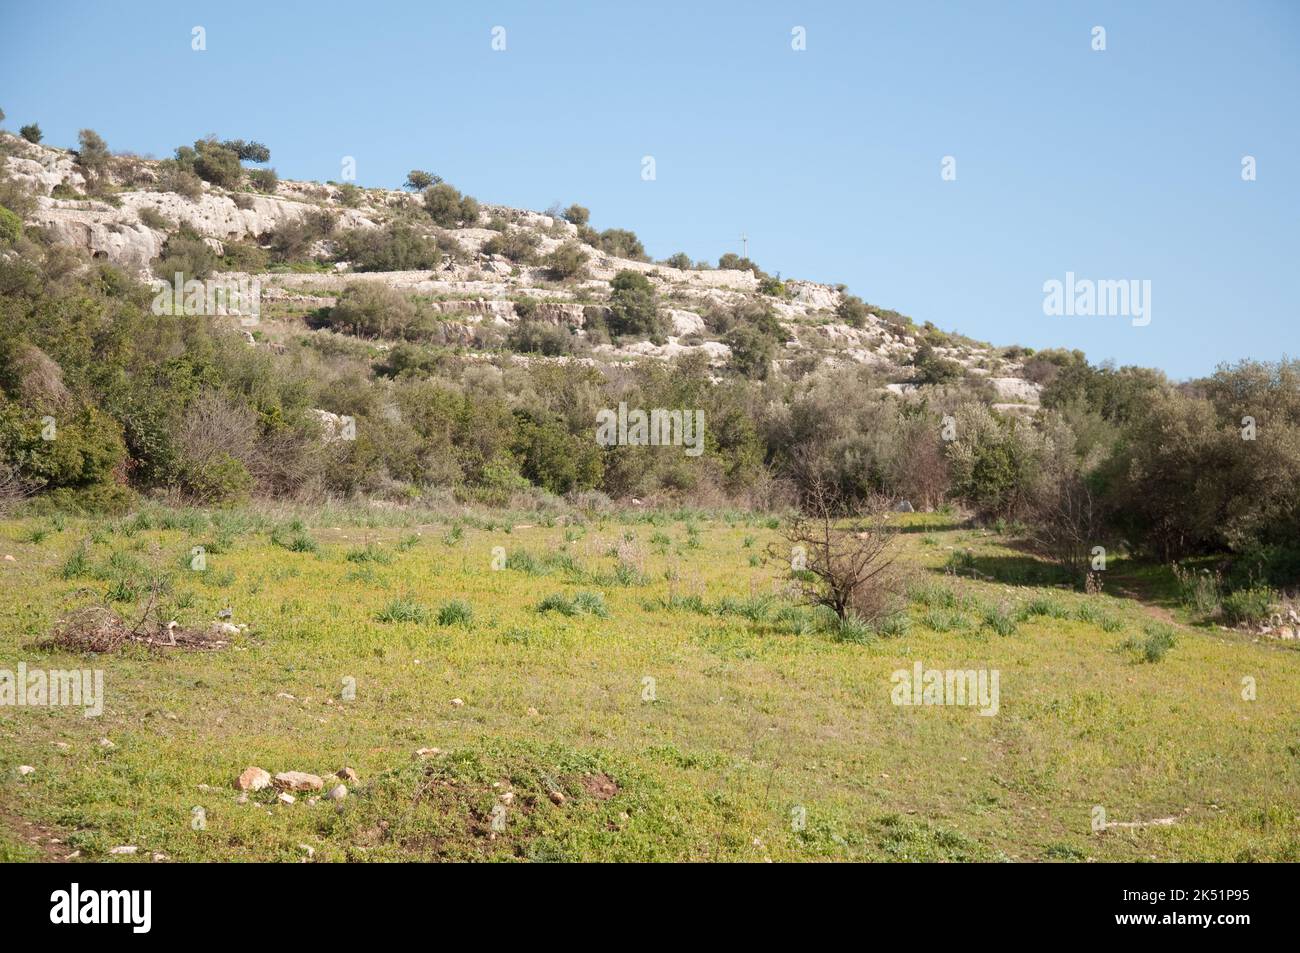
[175,138,244,188]
[561,204,589,226]
[19,123,42,144]
[423,183,479,227]
[506,322,571,356]
[544,240,588,279]
[76,129,110,178]
[247,168,278,193]
[836,293,869,327]
[325,283,419,339]
[1221,587,1274,627]
[607,270,663,339]
[153,227,217,283]
[482,229,540,263]
[594,228,645,260]
[0,205,21,245]
[137,207,170,231]
[333,223,446,272]
[220,139,271,163]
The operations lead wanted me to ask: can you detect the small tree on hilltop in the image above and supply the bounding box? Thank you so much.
[405,169,440,191]
[562,204,589,226]
[19,123,42,144]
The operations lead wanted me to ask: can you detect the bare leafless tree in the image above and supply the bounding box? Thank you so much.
[771,466,903,622]
[1026,470,1110,587]
[0,462,40,518]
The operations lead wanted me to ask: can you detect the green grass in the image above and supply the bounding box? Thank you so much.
[0,508,1296,862]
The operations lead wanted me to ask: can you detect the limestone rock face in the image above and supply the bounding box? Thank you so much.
[0,134,1044,402]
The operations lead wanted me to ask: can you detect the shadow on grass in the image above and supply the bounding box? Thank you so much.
[933,551,1075,588]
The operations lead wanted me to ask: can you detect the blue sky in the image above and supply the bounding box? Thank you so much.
[2,0,1296,378]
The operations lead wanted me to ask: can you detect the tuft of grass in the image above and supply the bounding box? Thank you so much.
[922,608,967,633]
[272,527,318,553]
[59,546,92,580]
[834,613,875,645]
[375,597,429,624]
[981,604,1018,637]
[909,580,957,609]
[435,599,474,626]
[874,611,913,638]
[1019,595,1070,620]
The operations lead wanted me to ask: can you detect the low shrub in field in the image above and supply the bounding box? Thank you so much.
[1122,622,1177,663]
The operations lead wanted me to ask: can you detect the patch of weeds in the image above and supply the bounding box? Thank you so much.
[1043,842,1087,861]
[536,590,608,618]
[346,544,393,565]
[442,525,464,547]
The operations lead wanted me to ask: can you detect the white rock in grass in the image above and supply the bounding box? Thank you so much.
[273,771,324,792]
[17,765,35,776]
[328,784,348,803]
[109,845,138,855]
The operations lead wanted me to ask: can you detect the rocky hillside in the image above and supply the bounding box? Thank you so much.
[1,133,1040,411]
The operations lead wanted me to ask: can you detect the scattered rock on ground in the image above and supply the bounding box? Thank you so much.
[236,766,272,791]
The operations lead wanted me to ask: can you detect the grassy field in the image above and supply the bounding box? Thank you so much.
[1,505,1297,862]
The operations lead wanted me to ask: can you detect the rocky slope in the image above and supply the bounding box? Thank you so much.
[1,134,1040,409]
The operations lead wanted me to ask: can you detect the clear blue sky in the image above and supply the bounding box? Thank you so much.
[2,0,1296,378]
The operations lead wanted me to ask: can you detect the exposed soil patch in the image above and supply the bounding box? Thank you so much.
[581,772,619,800]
